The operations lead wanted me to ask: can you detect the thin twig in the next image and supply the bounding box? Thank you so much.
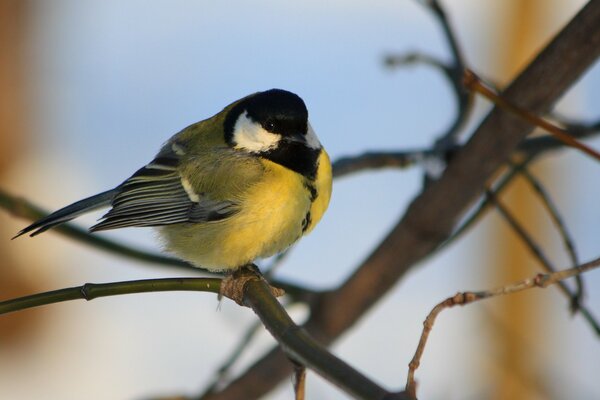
[263,248,292,278]
[464,69,600,162]
[441,159,531,248]
[516,166,583,309]
[386,0,473,171]
[332,150,423,178]
[488,191,600,335]
[198,320,265,397]
[292,361,307,400]
[424,0,465,66]
[405,256,600,394]
[517,117,600,158]
[0,278,221,315]
[383,52,470,178]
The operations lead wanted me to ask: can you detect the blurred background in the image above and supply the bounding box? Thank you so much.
[1,0,599,399]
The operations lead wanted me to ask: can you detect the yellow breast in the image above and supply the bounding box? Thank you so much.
[158,151,331,271]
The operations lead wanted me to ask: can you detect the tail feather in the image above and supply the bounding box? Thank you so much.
[14,189,117,238]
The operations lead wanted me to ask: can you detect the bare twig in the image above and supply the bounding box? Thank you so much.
[199,320,265,397]
[516,166,583,308]
[386,0,473,175]
[292,361,307,400]
[406,256,600,394]
[464,69,600,162]
[0,278,221,315]
[383,51,469,179]
[442,161,585,313]
[422,0,465,67]
[517,117,600,158]
[419,0,471,145]
[487,191,600,335]
[332,150,423,178]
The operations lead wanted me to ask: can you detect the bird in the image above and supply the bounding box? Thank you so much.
[15,89,332,273]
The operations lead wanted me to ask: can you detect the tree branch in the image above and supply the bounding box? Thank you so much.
[0,273,411,400]
[0,278,221,315]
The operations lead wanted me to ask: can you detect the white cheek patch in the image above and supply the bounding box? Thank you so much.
[305,122,322,149]
[232,111,281,152]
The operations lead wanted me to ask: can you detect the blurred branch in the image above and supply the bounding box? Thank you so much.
[332,150,422,178]
[386,0,472,150]
[440,159,531,248]
[464,69,600,162]
[384,52,472,151]
[205,2,600,398]
[386,0,473,179]
[517,166,583,308]
[486,191,600,335]
[332,113,600,180]
[405,255,600,395]
[422,0,465,67]
[199,319,265,397]
[517,117,600,158]
[292,362,307,400]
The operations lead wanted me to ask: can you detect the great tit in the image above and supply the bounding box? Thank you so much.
[15,89,332,272]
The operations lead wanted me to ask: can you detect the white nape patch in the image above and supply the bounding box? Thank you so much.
[232,111,281,152]
[181,177,200,203]
[171,142,186,155]
[305,122,322,150]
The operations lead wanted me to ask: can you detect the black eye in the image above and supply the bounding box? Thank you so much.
[264,119,277,132]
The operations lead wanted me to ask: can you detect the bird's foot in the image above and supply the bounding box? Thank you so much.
[219,264,284,306]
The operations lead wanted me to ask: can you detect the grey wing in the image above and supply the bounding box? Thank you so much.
[90,152,238,232]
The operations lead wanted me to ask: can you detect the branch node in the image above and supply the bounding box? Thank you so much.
[534,273,550,288]
[80,283,94,301]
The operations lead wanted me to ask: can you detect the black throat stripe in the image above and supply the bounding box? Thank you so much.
[263,142,320,179]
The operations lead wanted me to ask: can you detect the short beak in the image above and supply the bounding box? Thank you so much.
[285,131,307,144]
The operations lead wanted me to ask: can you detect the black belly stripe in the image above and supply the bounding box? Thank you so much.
[301,211,312,233]
[304,182,318,202]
